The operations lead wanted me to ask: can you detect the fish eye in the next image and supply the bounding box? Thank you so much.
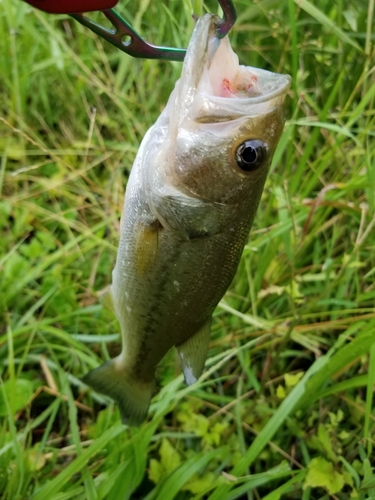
[235,140,267,172]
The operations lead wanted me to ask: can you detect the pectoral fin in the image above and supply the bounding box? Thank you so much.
[150,185,228,241]
[134,220,162,276]
[176,318,211,385]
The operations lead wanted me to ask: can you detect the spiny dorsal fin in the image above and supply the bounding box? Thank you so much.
[176,318,211,385]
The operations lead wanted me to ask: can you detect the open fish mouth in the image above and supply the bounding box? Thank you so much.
[172,14,291,124]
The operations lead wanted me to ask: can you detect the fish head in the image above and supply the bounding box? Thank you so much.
[164,15,291,207]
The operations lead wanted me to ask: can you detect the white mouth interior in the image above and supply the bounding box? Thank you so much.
[198,36,290,103]
[187,33,291,123]
[168,15,291,126]
[207,37,262,98]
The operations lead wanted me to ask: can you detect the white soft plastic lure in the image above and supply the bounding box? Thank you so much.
[83,14,291,425]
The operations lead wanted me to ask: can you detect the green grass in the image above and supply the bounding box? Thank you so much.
[1,0,375,498]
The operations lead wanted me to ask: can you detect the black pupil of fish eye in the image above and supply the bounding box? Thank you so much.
[242,146,257,164]
[236,140,265,172]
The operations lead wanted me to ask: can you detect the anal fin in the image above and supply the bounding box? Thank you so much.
[100,286,116,316]
[176,318,211,385]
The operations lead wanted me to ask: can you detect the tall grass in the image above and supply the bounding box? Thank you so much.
[1,0,374,498]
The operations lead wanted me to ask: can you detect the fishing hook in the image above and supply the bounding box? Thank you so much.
[24,0,237,61]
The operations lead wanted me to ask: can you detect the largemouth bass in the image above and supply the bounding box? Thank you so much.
[83,14,291,425]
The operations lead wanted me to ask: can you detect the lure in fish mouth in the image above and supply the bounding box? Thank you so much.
[82,14,291,425]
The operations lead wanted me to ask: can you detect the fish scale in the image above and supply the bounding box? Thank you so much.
[83,14,291,425]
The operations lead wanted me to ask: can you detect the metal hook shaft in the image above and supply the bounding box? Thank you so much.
[216,0,237,38]
[71,9,186,61]
[71,0,237,61]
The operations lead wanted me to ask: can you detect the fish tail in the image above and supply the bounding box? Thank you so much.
[82,358,154,426]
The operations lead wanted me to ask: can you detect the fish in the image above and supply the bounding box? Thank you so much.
[82,14,291,426]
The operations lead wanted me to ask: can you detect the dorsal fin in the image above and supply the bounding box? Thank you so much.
[176,318,211,385]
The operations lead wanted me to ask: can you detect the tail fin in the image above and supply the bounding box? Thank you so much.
[82,358,154,426]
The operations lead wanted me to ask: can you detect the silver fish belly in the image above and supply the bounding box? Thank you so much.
[83,14,291,425]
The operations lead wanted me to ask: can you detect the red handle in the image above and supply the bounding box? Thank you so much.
[24,0,119,14]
